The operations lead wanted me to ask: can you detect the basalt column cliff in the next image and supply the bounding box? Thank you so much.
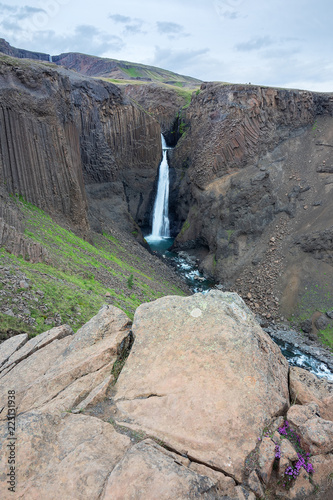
[0,56,162,238]
[167,83,333,320]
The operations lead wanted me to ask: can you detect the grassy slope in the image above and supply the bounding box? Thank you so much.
[118,62,200,85]
[0,198,187,339]
[101,77,199,103]
[81,55,201,86]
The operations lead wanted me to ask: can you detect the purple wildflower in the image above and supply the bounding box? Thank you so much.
[275,444,281,459]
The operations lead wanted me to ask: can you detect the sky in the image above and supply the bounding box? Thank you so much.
[1,0,332,92]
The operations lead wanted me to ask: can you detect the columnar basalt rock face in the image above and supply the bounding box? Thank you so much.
[123,84,190,143]
[172,84,326,190]
[0,64,89,233]
[71,77,162,231]
[170,83,333,319]
[0,57,162,237]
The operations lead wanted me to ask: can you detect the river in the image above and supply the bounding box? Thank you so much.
[146,236,333,382]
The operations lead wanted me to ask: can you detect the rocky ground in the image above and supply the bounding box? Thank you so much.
[1,292,332,499]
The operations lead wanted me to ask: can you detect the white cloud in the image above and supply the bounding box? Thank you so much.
[109,14,132,23]
[235,36,274,52]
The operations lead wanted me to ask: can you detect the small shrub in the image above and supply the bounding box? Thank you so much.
[127,274,134,289]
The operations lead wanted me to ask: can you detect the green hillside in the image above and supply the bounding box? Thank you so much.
[0,197,187,340]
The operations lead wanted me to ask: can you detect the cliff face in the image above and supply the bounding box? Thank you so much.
[0,38,50,61]
[68,75,161,232]
[170,83,333,320]
[172,83,332,190]
[122,84,192,144]
[0,60,89,232]
[0,56,162,236]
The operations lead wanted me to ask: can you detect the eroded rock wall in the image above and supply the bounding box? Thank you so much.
[0,63,89,232]
[0,57,162,237]
[170,83,333,319]
[123,84,190,144]
[0,38,50,61]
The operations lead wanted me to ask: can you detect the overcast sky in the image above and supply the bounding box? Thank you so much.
[1,0,332,91]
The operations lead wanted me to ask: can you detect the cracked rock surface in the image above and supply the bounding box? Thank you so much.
[114,291,290,483]
[0,293,332,499]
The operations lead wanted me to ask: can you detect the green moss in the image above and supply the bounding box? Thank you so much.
[0,312,35,341]
[121,66,142,78]
[179,119,187,136]
[179,219,190,236]
[226,229,234,241]
[318,326,333,351]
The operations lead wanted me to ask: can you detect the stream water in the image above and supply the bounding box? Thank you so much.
[272,335,333,381]
[145,135,333,381]
[145,237,215,293]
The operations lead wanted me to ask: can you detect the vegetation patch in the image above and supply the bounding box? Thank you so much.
[0,313,36,341]
[179,219,190,236]
[318,325,333,350]
[226,229,235,241]
[122,66,142,78]
[0,198,186,338]
[276,420,314,490]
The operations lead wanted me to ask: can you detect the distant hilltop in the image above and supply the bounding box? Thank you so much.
[0,38,201,87]
[0,37,50,62]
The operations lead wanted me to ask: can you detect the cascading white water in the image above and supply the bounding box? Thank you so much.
[150,135,171,239]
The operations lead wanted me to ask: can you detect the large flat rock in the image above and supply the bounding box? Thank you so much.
[0,305,133,499]
[114,291,290,482]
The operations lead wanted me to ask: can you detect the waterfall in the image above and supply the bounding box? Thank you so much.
[49,55,53,63]
[150,134,171,239]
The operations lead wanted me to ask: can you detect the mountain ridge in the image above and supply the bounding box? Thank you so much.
[0,38,201,87]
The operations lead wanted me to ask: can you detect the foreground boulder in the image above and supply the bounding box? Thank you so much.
[103,439,219,499]
[1,293,332,499]
[289,366,333,421]
[114,291,290,482]
[0,305,133,499]
[0,306,131,415]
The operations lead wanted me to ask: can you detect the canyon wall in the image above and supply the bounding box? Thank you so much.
[0,56,162,236]
[123,84,190,144]
[0,38,50,62]
[169,83,333,320]
[1,50,333,322]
